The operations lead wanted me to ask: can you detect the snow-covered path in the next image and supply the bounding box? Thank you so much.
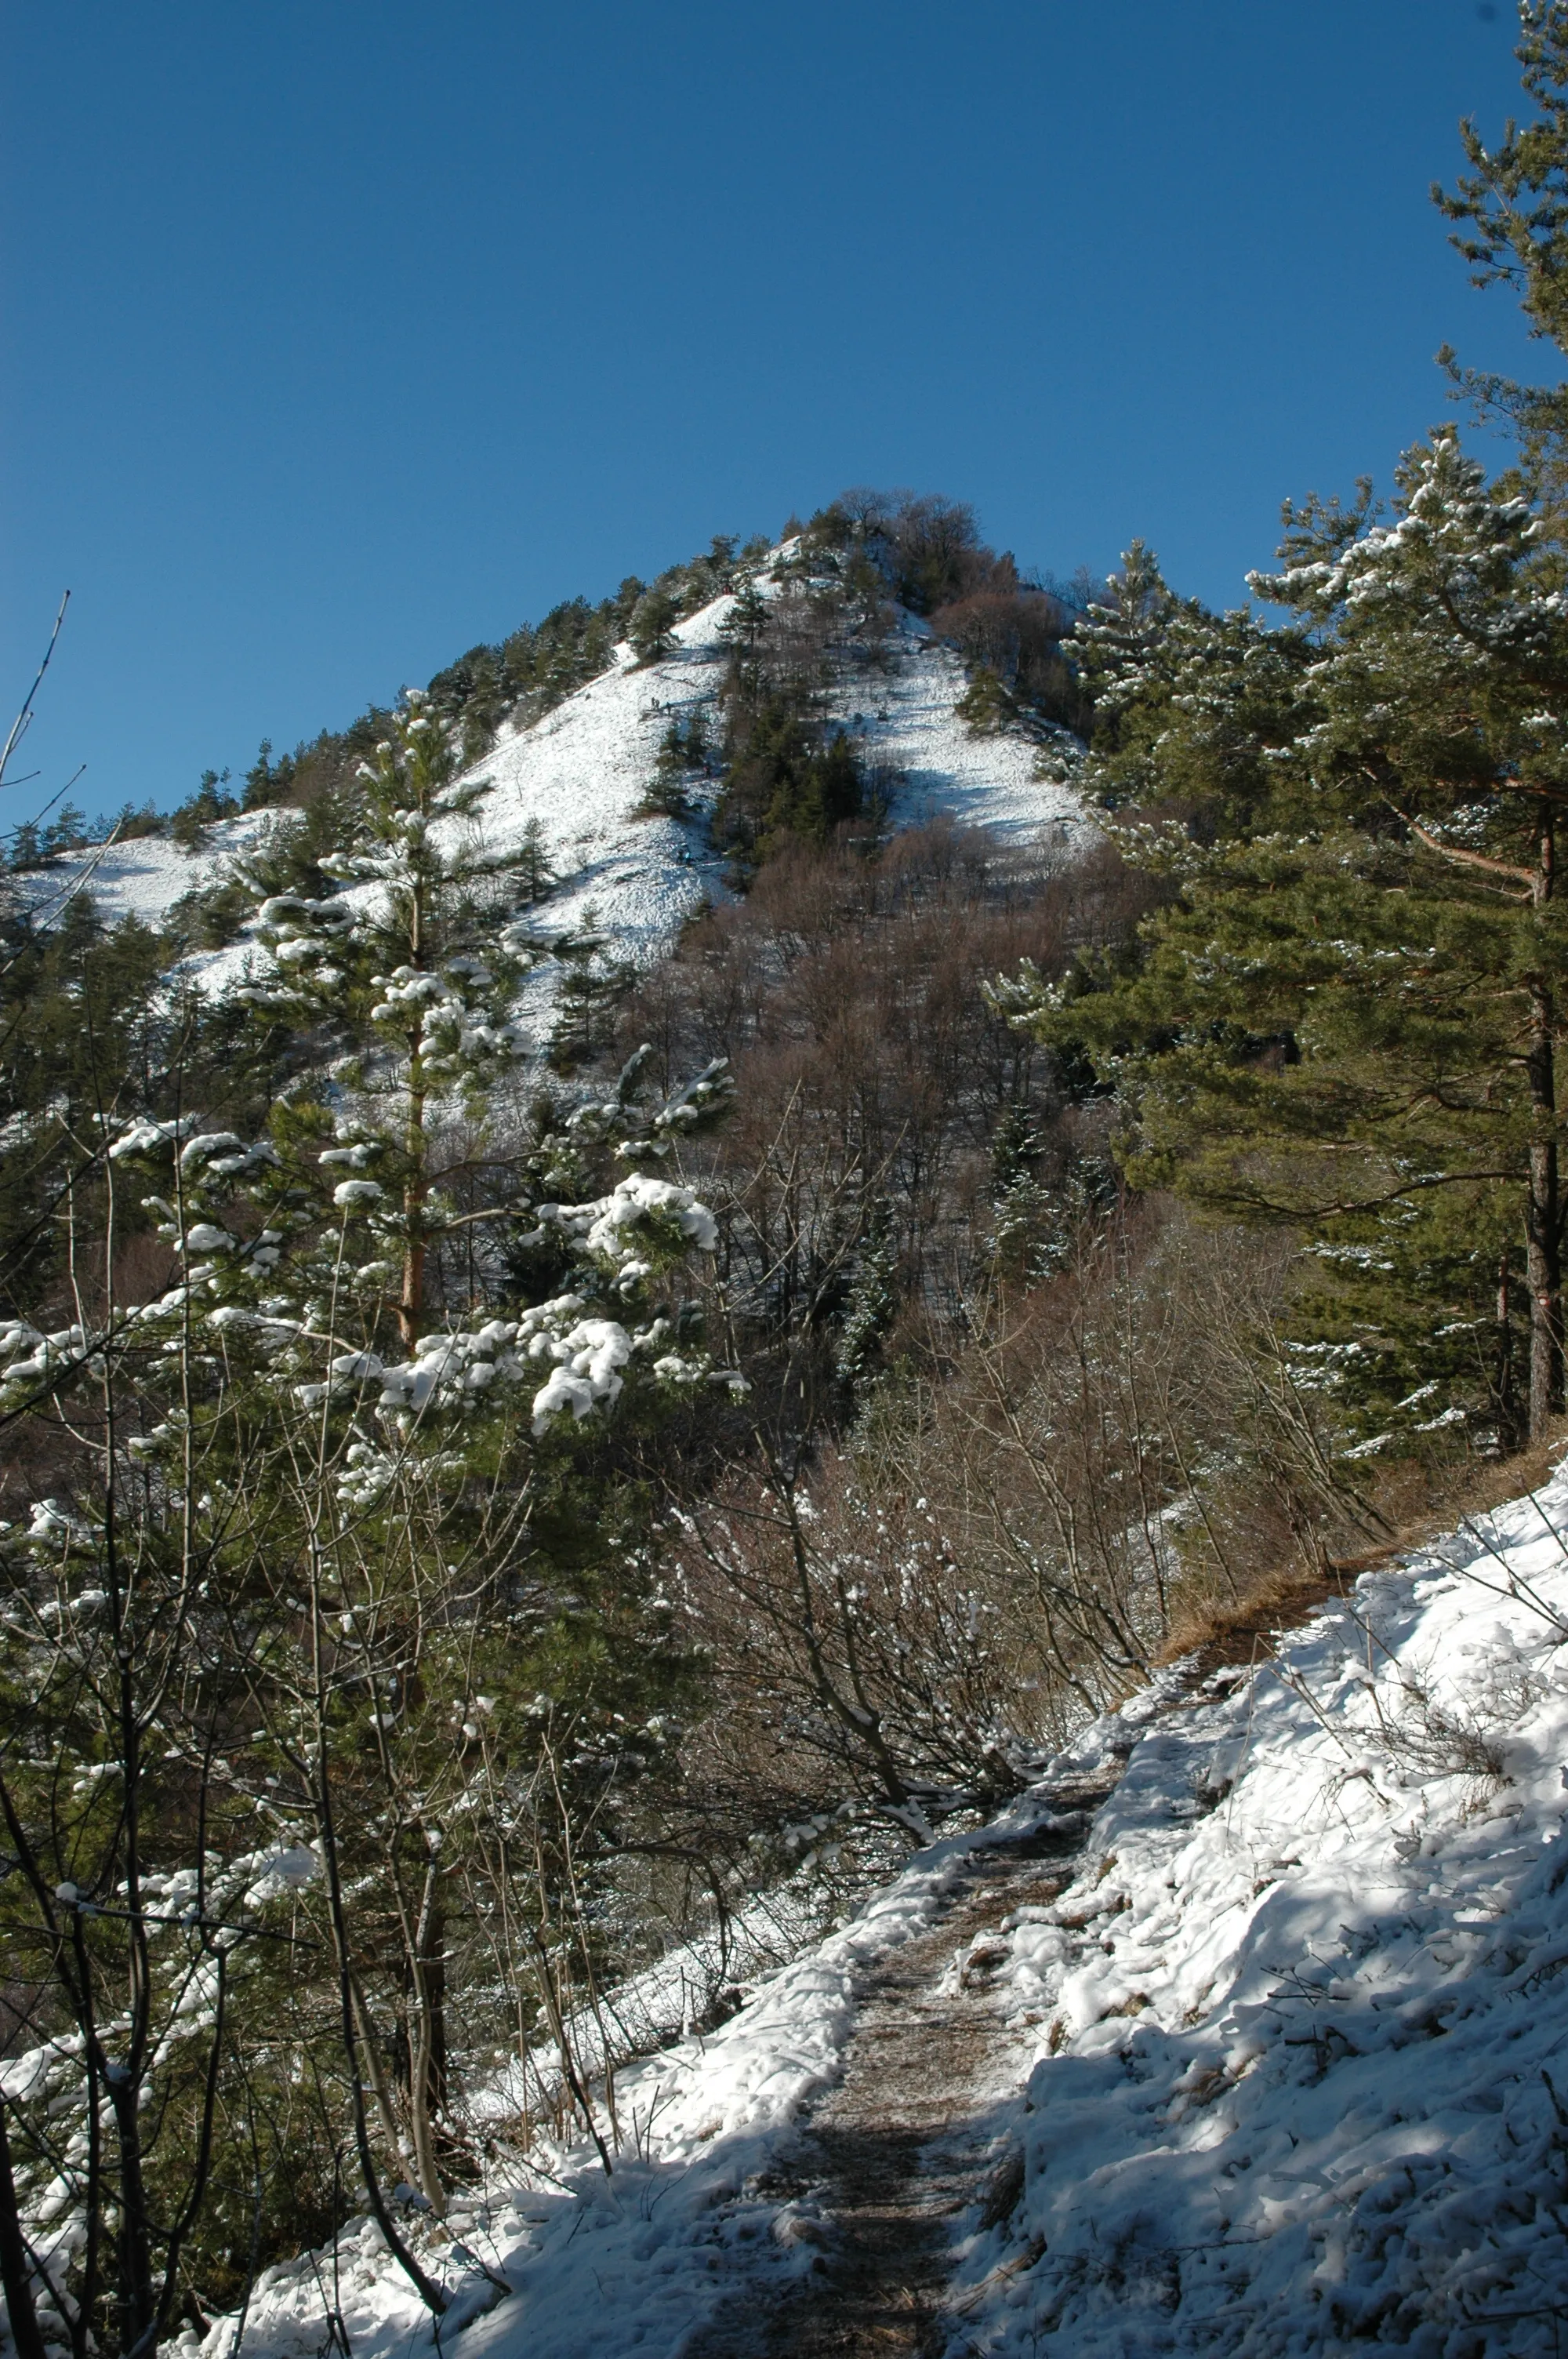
[187,1457,1568,2359]
[681,1772,1118,2357]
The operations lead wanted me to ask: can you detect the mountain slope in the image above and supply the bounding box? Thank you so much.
[7,809,274,936]
[10,556,1084,1030]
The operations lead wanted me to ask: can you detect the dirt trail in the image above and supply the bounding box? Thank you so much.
[684,1772,1118,2359]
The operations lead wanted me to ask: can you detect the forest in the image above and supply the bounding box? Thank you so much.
[8,11,1568,2357]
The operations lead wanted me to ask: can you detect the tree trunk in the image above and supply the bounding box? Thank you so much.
[398,886,428,1351]
[399,1072,426,1352]
[107,2077,156,2358]
[1527,1111,1561,1440]
[0,2103,49,2359]
[405,1860,447,2215]
[1497,1245,1523,1452]
[1529,821,1563,1441]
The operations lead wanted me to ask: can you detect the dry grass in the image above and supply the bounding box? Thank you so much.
[1158,1419,1568,1677]
[1160,1561,1365,1679]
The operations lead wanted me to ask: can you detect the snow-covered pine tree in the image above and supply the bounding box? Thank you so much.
[833,1198,901,1408]
[628,587,680,667]
[0,698,745,2324]
[236,688,535,1346]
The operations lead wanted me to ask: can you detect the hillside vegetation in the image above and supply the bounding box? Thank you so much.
[8,11,1568,2357]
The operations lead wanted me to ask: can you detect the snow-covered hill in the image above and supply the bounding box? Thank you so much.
[9,558,1085,1032]
[185,1456,1568,2358]
[7,810,276,936]
[462,584,1081,966]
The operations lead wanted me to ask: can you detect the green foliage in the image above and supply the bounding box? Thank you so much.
[1436,3,1568,533]
[0,700,742,2343]
[0,903,246,1314]
[168,766,366,951]
[548,918,636,1072]
[997,427,1568,1445]
[514,812,557,901]
[5,801,163,873]
[5,804,104,869]
[629,586,681,666]
[107,798,165,840]
[170,768,238,850]
[717,580,770,655]
[637,711,712,820]
[833,1198,901,1402]
[426,535,743,758]
[713,700,866,867]
[953,664,1015,735]
[987,1103,1056,1281]
[241,736,296,809]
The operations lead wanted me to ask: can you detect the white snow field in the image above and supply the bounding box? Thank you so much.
[945,1474,1568,2357]
[7,811,278,935]
[9,560,1085,1031]
[187,1456,1568,2359]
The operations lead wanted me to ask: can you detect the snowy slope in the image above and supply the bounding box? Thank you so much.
[399,577,1083,1041]
[466,590,1082,965]
[195,1827,1020,2359]
[946,1478,1568,2356]
[9,558,1084,1026]
[190,1457,1568,2359]
[855,612,1081,847]
[7,811,278,933]
[451,590,736,969]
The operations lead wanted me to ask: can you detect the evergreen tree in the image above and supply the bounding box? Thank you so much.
[547,913,635,1071]
[637,714,710,820]
[628,587,680,667]
[514,812,557,903]
[0,695,742,2324]
[834,1198,901,1405]
[239,690,533,1345]
[1436,2,1568,529]
[1000,431,1568,1441]
[171,769,237,851]
[242,736,297,810]
[718,579,770,660]
[987,1103,1058,1282]
[953,664,1015,736]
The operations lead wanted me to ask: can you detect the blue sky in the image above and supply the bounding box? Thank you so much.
[1,1,1547,822]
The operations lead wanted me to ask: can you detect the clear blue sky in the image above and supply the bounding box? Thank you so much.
[1,1,1548,822]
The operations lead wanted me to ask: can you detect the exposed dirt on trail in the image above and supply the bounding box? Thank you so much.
[683,1774,1118,2359]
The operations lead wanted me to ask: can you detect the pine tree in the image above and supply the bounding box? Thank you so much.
[1436,2,1568,529]
[0,698,742,2317]
[718,579,770,659]
[240,689,533,1345]
[637,714,709,819]
[1000,432,1568,1441]
[953,665,1015,736]
[987,1103,1057,1281]
[628,586,680,666]
[514,812,557,903]
[834,1198,900,1404]
[547,914,635,1071]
